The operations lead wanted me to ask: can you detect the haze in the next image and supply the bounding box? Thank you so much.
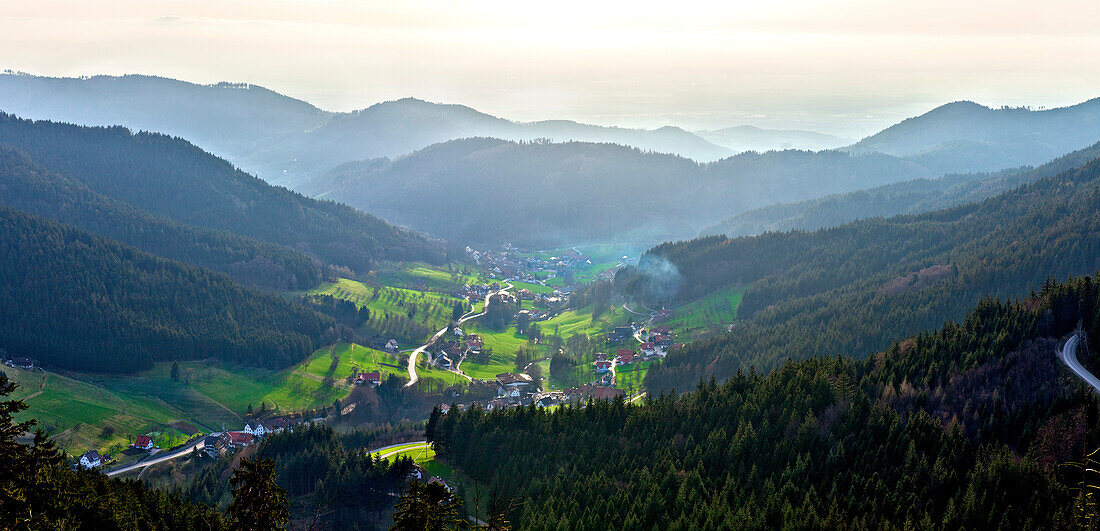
[3,0,1100,137]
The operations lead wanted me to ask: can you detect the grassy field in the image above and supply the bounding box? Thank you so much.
[309,343,463,387]
[509,280,555,295]
[535,304,628,338]
[6,366,215,458]
[374,262,492,293]
[8,340,450,458]
[380,443,457,482]
[667,285,744,339]
[308,278,466,339]
[461,304,628,383]
[614,360,653,395]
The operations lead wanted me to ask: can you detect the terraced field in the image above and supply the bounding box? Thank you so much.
[308,278,467,339]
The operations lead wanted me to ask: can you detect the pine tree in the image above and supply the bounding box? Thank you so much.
[171,361,180,381]
[228,458,289,530]
[392,480,464,530]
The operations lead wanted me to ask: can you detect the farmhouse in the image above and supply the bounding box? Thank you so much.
[385,339,399,353]
[355,371,381,387]
[595,360,612,373]
[203,435,224,457]
[610,326,633,341]
[496,372,535,397]
[263,416,301,434]
[620,351,636,364]
[465,334,483,352]
[225,431,254,448]
[78,450,102,469]
[131,435,154,451]
[243,422,268,437]
[616,349,635,360]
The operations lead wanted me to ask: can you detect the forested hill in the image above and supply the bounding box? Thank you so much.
[302,138,934,247]
[0,147,320,289]
[847,99,1100,175]
[702,141,1100,238]
[0,207,332,372]
[618,151,1100,392]
[0,113,446,273]
[431,276,1100,529]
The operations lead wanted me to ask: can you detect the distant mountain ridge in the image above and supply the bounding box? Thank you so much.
[847,99,1100,174]
[301,138,936,247]
[702,141,1100,237]
[0,73,734,184]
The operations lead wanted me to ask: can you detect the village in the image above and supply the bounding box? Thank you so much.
[23,242,668,479]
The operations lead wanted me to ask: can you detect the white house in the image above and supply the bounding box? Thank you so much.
[78,450,102,469]
[243,422,267,437]
[131,435,154,451]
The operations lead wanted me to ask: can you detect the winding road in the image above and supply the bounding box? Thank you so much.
[105,437,205,477]
[1060,333,1100,393]
[405,283,512,387]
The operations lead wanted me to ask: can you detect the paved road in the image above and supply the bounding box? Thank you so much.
[1060,334,1100,393]
[105,437,205,476]
[405,283,511,387]
[369,440,431,459]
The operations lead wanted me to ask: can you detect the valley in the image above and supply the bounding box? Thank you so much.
[3,61,1100,528]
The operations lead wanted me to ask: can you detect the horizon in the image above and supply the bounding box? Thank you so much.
[4,0,1100,138]
[4,69,1097,144]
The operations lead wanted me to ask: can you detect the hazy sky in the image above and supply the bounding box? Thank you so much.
[3,0,1100,137]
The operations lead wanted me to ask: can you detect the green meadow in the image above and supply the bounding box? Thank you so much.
[666,284,744,339]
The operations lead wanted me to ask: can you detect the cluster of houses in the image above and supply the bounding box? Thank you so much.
[202,416,306,458]
[77,415,312,469]
[440,370,630,414]
[429,332,483,370]
[465,243,603,289]
[3,356,38,370]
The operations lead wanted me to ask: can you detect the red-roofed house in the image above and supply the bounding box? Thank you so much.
[621,352,636,364]
[226,431,253,448]
[355,371,381,387]
[131,435,154,450]
[595,360,612,373]
[616,349,635,359]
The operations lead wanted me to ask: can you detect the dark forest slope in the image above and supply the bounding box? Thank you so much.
[0,207,332,372]
[0,113,445,273]
[618,154,1100,391]
[0,147,320,289]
